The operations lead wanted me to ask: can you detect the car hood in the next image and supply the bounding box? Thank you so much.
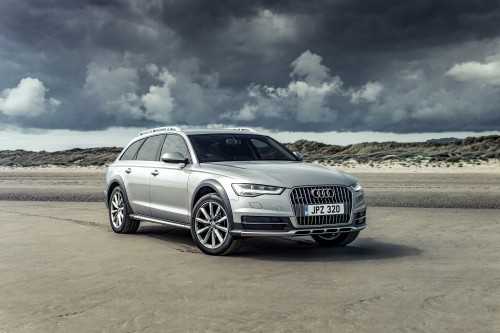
[201,161,357,188]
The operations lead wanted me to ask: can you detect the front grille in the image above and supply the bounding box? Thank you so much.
[290,186,352,226]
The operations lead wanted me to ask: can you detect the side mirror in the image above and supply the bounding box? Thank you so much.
[161,152,188,164]
[293,151,304,161]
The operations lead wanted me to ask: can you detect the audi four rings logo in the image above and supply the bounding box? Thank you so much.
[310,189,335,198]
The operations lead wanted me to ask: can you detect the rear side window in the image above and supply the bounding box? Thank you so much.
[120,139,144,160]
[135,135,166,161]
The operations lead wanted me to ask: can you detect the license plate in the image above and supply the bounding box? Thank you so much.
[305,204,344,216]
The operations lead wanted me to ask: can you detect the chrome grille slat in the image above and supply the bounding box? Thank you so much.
[300,187,306,225]
[339,187,345,224]
[290,186,353,227]
[341,187,346,224]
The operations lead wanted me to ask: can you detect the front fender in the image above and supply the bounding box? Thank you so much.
[191,180,234,228]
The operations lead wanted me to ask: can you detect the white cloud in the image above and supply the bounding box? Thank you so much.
[446,58,500,85]
[223,51,343,123]
[84,59,177,122]
[83,55,236,126]
[0,77,60,117]
[360,67,500,130]
[224,103,258,121]
[290,50,331,85]
[286,79,343,122]
[84,62,139,100]
[142,68,176,122]
[350,81,384,104]
[224,50,382,124]
[114,93,143,119]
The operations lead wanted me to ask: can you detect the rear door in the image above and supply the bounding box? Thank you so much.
[124,134,165,216]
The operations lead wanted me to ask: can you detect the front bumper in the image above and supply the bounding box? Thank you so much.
[231,223,366,237]
[228,187,367,237]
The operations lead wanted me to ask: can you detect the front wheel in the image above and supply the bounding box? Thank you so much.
[312,231,359,247]
[191,194,244,256]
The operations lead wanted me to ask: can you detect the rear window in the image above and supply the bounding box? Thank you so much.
[135,135,166,161]
[120,139,144,160]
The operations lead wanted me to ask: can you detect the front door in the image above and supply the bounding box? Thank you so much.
[149,162,191,224]
[149,134,193,224]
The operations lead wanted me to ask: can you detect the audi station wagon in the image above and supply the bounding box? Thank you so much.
[105,127,367,255]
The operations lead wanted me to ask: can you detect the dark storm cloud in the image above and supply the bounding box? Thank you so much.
[1,0,500,133]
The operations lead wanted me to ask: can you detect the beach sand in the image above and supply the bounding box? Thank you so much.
[0,164,499,332]
[1,163,499,208]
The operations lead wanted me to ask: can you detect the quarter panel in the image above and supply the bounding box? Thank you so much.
[112,160,151,216]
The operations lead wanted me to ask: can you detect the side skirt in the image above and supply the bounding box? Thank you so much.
[129,214,191,230]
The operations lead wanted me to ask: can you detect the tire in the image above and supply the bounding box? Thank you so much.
[108,186,140,234]
[191,194,244,256]
[312,231,359,247]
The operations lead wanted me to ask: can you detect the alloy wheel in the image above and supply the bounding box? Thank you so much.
[110,191,125,229]
[194,201,229,249]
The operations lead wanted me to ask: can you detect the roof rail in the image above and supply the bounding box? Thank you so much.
[139,126,181,136]
[224,127,258,133]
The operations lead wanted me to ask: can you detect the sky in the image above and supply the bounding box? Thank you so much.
[1,0,500,150]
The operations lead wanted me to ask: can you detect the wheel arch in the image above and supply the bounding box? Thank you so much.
[191,180,234,226]
[106,177,135,215]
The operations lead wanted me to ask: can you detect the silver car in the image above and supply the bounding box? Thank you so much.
[105,127,367,255]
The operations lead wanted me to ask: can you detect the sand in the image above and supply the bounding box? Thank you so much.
[0,165,499,332]
[0,202,499,332]
[1,166,499,208]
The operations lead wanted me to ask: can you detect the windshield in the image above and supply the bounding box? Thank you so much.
[188,134,298,163]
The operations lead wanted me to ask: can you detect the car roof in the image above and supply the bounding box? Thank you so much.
[136,127,265,138]
[183,129,264,135]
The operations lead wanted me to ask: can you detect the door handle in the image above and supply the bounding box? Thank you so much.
[125,168,132,174]
[151,170,159,176]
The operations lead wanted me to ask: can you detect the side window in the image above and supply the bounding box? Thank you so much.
[161,135,191,161]
[120,139,144,160]
[135,135,166,161]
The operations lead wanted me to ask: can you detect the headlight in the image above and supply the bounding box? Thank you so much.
[232,184,285,197]
[351,181,363,192]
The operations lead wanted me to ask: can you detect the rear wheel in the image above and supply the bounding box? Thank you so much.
[191,194,244,255]
[109,186,140,234]
[312,231,359,246]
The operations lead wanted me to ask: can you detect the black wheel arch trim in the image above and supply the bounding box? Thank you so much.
[192,180,234,228]
[106,176,135,215]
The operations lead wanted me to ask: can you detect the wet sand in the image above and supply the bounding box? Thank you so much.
[1,168,499,208]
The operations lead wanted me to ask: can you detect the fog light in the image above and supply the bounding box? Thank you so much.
[354,211,367,225]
